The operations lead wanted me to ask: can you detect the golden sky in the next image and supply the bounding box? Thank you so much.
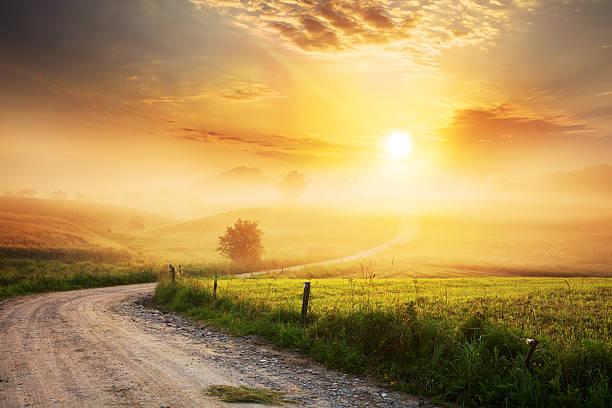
[1,0,611,213]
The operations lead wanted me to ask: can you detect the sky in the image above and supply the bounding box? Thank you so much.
[1,0,611,216]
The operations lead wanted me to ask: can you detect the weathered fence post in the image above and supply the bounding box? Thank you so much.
[169,264,176,282]
[301,281,310,324]
[213,275,218,301]
[525,338,538,365]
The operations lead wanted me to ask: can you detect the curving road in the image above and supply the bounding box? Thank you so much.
[0,284,260,408]
[237,218,418,278]
[0,283,429,408]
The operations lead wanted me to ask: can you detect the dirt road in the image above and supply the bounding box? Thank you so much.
[0,284,430,408]
[237,218,419,278]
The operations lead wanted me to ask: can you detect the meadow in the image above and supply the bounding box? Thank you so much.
[156,276,611,407]
[0,258,160,298]
[0,197,399,267]
[274,213,612,279]
[133,205,399,266]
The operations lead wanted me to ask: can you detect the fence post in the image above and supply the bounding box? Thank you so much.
[525,338,538,365]
[213,275,218,301]
[301,281,310,324]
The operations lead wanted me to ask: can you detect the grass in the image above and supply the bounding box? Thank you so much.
[204,385,296,404]
[0,257,160,298]
[0,198,399,268]
[136,205,399,266]
[273,215,612,279]
[156,277,611,407]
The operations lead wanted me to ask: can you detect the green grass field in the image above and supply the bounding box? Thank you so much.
[156,276,611,407]
[0,258,159,298]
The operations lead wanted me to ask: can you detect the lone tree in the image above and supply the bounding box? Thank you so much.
[217,218,263,267]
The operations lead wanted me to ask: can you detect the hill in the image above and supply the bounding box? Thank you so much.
[0,197,175,234]
[273,202,612,279]
[507,164,612,204]
[140,205,399,265]
[0,198,399,265]
[0,197,175,260]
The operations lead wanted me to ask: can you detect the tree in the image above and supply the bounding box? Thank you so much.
[15,189,36,198]
[217,218,263,267]
[279,170,306,200]
[50,190,67,200]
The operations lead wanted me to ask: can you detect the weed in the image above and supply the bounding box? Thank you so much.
[204,385,296,404]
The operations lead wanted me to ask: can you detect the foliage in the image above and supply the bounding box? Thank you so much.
[217,218,264,267]
[0,258,159,298]
[156,277,611,408]
[279,171,306,200]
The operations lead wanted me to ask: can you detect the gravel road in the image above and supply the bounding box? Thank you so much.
[0,283,435,408]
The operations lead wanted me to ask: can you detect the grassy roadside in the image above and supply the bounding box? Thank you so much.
[155,278,611,408]
[0,258,159,298]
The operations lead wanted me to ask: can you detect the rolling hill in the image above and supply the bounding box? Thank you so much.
[140,205,399,265]
[506,164,612,204]
[0,198,399,265]
[0,197,175,260]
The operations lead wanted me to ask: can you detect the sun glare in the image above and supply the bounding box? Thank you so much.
[385,132,413,159]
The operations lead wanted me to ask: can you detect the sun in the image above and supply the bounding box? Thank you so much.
[385,131,413,159]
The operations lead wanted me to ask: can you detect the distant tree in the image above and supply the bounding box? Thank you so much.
[50,190,67,200]
[217,218,263,267]
[15,189,36,198]
[74,192,88,200]
[279,170,306,200]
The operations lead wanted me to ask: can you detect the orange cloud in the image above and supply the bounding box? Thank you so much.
[435,102,606,174]
[443,103,596,143]
[192,0,527,58]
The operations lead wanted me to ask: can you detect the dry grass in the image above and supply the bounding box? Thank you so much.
[275,214,612,279]
[131,205,399,264]
[204,385,296,404]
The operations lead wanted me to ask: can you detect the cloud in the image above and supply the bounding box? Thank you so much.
[442,103,596,143]
[179,128,211,142]
[168,115,359,164]
[192,0,529,58]
[434,102,609,173]
[255,149,322,163]
[215,135,276,147]
[140,114,176,124]
[207,81,281,101]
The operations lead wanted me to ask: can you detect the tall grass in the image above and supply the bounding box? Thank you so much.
[155,277,611,407]
[0,246,132,263]
[0,258,159,298]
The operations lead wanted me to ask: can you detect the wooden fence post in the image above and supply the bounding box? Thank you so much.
[213,275,218,301]
[301,281,310,324]
[525,338,538,365]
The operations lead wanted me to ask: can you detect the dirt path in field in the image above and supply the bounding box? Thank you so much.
[237,218,419,278]
[0,283,433,408]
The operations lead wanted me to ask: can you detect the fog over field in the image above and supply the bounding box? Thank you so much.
[1,1,611,407]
